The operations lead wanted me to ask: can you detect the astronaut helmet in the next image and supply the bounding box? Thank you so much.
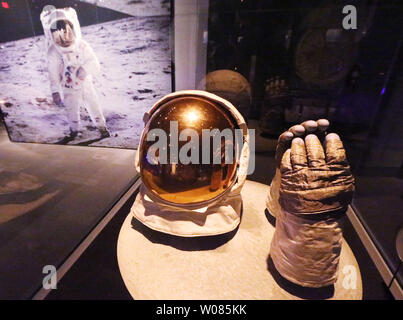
[40,7,82,50]
[136,90,250,210]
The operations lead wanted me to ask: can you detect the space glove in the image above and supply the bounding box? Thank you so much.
[266,119,330,216]
[52,92,62,107]
[270,131,355,287]
[279,132,354,214]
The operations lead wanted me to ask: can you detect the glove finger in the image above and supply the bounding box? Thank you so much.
[325,133,347,165]
[301,120,318,133]
[291,137,307,170]
[305,134,326,168]
[275,131,293,167]
[280,148,292,174]
[316,119,329,142]
[317,119,330,131]
[288,124,305,136]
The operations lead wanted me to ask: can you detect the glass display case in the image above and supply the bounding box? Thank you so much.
[202,0,403,298]
[0,0,402,300]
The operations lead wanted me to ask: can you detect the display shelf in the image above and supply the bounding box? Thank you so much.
[118,180,362,300]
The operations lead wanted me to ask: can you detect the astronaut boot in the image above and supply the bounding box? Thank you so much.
[99,126,111,139]
[69,129,78,139]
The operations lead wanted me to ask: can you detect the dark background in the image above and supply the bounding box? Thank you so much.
[206,0,403,290]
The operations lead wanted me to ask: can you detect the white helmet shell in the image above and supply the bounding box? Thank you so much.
[40,7,82,50]
[132,90,250,237]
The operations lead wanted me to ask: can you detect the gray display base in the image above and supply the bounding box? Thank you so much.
[117,180,362,300]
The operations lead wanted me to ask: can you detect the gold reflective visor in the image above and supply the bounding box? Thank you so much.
[139,96,240,207]
[52,23,74,47]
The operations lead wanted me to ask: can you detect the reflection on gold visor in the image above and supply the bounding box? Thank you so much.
[52,22,74,47]
[139,96,240,207]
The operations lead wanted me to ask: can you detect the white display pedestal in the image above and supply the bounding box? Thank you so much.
[117,180,362,300]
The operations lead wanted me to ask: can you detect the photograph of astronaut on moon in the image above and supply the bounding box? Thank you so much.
[0,0,172,148]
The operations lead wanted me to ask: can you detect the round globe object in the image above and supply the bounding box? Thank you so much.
[139,95,240,207]
[200,70,251,120]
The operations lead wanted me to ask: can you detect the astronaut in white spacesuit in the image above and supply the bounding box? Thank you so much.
[41,8,110,139]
